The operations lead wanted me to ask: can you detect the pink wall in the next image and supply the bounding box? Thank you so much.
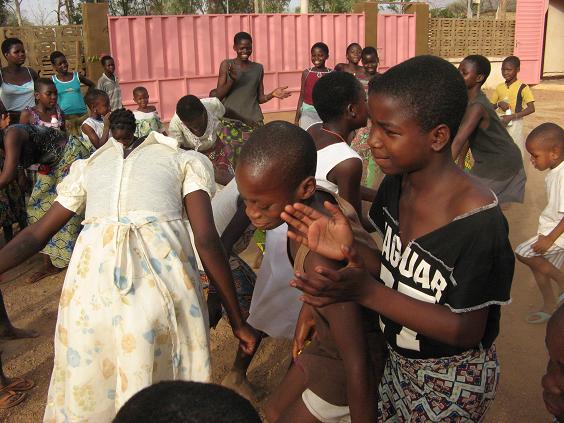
[109,13,364,121]
[377,14,416,72]
[514,0,549,84]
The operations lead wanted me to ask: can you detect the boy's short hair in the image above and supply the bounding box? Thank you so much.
[35,77,56,92]
[113,381,261,423]
[49,51,65,64]
[527,122,564,150]
[234,31,252,45]
[238,121,317,190]
[503,55,520,68]
[100,55,114,66]
[133,86,148,97]
[109,108,137,134]
[176,95,205,123]
[463,54,491,84]
[361,46,378,60]
[313,71,363,123]
[1,38,23,55]
[84,88,109,108]
[368,55,468,139]
[346,42,361,54]
[311,42,329,56]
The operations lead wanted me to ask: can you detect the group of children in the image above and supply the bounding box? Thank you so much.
[0,29,563,423]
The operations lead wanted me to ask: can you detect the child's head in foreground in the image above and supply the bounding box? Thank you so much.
[313,71,367,128]
[34,78,58,108]
[109,108,136,143]
[525,123,564,171]
[311,42,329,69]
[543,305,564,421]
[176,95,207,136]
[346,42,362,65]
[236,121,317,230]
[458,54,490,89]
[233,31,252,61]
[502,55,520,84]
[366,55,468,175]
[85,89,110,117]
[113,381,261,423]
[100,55,116,76]
[361,46,379,75]
[132,86,150,109]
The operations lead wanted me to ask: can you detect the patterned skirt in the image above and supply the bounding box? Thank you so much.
[0,154,27,229]
[27,136,94,268]
[351,121,381,189]
[217,117,253,170]
[378,344,499,422]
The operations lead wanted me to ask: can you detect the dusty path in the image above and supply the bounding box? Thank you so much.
[1,87,563,422]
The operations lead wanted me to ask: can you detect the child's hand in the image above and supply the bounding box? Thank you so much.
[292,304,316,359]
[282,201,354,261]
[501,114,514,126]
[291,244,370,308]
[497,101,510,112]
[102,112,111,126]
[228,62,239,81]
[272,86,291,99]
[233,322,259,355]
[533,235,554,254]
[0,113,10,129]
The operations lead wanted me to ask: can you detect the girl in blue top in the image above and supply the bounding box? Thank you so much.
[50,51,94,135]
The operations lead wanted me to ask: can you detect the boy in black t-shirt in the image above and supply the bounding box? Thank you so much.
[282,56,514,422]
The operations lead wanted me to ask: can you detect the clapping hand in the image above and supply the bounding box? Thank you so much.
[272,86,291,99]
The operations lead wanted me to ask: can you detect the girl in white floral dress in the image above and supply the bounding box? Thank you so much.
[0,109,256,422]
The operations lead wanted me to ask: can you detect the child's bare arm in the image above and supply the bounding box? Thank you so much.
[81,115,110,149]
[533,215,564,254]
[304,252,376,422]
[257,70,289,104]
[294,70,308,125]
[0,203,75,274]
[18,109,31,124]
[451,103,484,161]
[215,60,235,100]
[79,75,95,88]
[220,199,250,255]
[0,128,24,190]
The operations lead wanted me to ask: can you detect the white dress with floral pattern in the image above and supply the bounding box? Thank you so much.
[43,132,214,422]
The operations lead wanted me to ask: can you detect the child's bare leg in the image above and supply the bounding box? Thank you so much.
[26,254,63,284]
[222,335,263,401]
[265,363,319,423]
[518,254,564,313]
[0,291,39,339]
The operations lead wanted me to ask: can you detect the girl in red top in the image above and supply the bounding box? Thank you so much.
[295,42,332,130]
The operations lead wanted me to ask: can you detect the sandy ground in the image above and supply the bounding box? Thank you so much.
[1,86,564,422]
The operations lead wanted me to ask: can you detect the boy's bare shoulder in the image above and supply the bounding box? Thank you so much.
[452,171,496,215]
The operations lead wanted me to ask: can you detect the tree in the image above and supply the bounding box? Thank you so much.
[12,0,23,25]
[309,0,355,13]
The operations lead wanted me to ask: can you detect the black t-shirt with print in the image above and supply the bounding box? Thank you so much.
[369,175,514,359]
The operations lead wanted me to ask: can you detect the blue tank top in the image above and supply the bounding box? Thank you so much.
[52,72,87,116]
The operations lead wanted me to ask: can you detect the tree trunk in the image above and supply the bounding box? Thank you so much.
[496,0,507,20]
[13,0,23,26]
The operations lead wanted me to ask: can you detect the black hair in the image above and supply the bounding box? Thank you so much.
[35,77,56,92]
[84,88,109,108]
[346,43,362,54]
[133,86,148,96]
[503,55,520,69]
[100,55,114,66]
[176,95,205,123]
[234,32,252,45]
[113,381,261,423]
[368,55,468,139]
[238,121,317,189]
[463,54,491,84]
[49,51,66,64]
[313,71,363,123]
[109,108,136,135]
[527,122,564,150]
[311,42,329,56]
[362,46,378,61]
[1,38,23,55]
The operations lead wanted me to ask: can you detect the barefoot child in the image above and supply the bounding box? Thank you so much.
[132,86,165,137]
[232,121,382,423]
[515,123,564,323]
[20,78,64,130]
[97,55,122,111]
[0,109,257,421]
[491,55,535,159]
[81,89,111,150]
[216,32,290,128]
[334,42,363,76]
[452,54,526,204]
[283,56,515,421]
[295,42,332,130]
[50,51,95,135]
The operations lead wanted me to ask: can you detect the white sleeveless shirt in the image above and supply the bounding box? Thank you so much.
[315,142,362,195]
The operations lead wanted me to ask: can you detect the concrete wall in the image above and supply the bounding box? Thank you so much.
[447,57,506,90]
[543,0,564,77]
